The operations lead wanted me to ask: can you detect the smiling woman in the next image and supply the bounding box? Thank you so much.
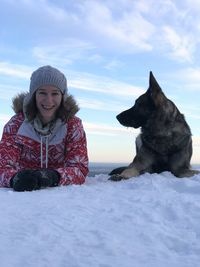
[0,65,89,191]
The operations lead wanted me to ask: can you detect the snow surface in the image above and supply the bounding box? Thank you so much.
[1,167,200,267]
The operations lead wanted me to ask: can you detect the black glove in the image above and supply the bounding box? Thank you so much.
[34,169,61,187]
[10,169,60,192]
[10,170,40,192]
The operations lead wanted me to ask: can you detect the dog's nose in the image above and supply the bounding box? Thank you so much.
[116,113,124,124]
[116,114,120,121]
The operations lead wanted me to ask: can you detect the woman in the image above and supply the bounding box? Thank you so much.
[0,65,89,191]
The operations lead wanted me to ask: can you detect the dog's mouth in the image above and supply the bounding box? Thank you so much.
[117,114,141,128]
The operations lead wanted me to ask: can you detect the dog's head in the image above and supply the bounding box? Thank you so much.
[117,71,169,128]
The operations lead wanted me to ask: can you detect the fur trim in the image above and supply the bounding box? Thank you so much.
[12,92,27,114]
[12,92,79,120]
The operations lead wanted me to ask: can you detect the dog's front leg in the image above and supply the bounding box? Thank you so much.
[109,145,155,181]
[108,167,139,181]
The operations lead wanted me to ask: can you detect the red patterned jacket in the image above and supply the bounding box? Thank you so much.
[0,94,89,187]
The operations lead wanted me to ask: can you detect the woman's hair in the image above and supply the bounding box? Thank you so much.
[25,93,37,121]
[25,93,74,122]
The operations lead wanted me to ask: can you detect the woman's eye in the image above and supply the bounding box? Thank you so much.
[37,91,60,96]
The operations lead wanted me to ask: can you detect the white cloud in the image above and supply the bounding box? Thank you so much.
[32,40,96,66]
[2,0,73,23]
[69,71,144,97]
[83,122,139,136]
[185,0,200,11]
[0,62,31,79]
[81,1,154,52]
[104,59,124,71]
[77,98,130,112]
[2,0,200,62]
[174,68,200,91]
[0,62,144,100]
[180,68,200,82]
[78,98,116,112]
[162,26,194,63]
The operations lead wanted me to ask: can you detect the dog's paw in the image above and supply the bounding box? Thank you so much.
[177,169,200,178]
[109,166,127,175]
[108,174,125,181]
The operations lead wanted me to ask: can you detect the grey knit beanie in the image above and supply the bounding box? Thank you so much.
[23,65,68,114]
[30,65,67,97]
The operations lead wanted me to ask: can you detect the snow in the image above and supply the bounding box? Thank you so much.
[1,168,200,267]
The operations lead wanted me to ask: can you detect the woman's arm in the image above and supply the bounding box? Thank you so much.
[56,117,89,185]
[0,115,23,187]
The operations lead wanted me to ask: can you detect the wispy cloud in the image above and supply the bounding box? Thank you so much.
[69,71,144,97]
[174,68,200,91]
[0,62,31,79]
[0,62,144,100]
[104,59,124,71]
[83,122,139,136]
[77,98,130,112]
[32,40,96,66]
[162,26,194,63]
[2,0,200,63]
[81,1,154,52]
[180,68,200,83]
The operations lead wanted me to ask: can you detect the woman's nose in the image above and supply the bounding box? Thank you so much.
[45,94,53,103]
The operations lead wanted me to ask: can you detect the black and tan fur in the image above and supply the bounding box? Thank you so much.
[109,72,199,181]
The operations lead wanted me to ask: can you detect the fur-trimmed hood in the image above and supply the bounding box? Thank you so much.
[12,92,79,121]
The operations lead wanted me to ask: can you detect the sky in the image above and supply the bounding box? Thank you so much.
[1,167,200,267]
[0,0,200,164]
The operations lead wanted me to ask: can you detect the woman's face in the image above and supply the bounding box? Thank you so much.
[35,85,62,124]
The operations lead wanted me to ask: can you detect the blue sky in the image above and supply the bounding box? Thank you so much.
[0,0,200,164]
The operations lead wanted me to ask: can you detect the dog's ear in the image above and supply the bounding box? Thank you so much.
[148,71,166,107]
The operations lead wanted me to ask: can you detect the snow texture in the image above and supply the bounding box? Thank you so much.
[1,167,200,267]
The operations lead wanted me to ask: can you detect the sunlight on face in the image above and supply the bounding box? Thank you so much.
[35,85,62,125]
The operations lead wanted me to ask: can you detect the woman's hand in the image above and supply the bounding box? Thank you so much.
[10,169,60,192]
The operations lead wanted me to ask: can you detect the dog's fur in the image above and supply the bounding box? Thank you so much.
[109,71,199,181]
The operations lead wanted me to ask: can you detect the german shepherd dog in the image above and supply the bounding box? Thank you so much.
[109,71,199,181]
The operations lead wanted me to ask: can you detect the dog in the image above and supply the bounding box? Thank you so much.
[109,71,199,181]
